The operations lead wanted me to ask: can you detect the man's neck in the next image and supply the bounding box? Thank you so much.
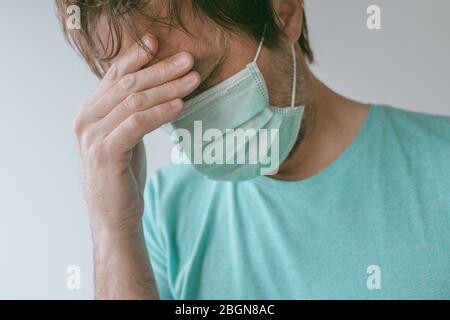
[273,70,369,181]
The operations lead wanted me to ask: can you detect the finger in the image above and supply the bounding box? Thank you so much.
[104,99,185,154]
[88,51,195,120]
[99,70,201,133]
[86,35,158,108]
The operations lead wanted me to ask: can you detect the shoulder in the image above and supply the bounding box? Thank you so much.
[371,104,450,178]
[374,105,450,144]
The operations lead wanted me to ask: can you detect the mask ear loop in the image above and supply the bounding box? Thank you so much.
[254,25,297,108]
[253,25,267,63]
[290,44,297,108]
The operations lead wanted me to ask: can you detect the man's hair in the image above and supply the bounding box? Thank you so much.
[55,0,314,78]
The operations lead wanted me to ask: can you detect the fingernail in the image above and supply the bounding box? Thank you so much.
[143,36,155,50]
[171,53,191,67]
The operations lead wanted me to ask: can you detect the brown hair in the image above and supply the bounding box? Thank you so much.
[55,0,314,78]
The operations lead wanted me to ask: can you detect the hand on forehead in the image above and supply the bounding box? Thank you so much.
[95,11,261,99]
[96,13,218,71]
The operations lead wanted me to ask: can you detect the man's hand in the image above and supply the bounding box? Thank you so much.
[74,36,201,299]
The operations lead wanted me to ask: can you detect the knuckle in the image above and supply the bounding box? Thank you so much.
[125,93,141,110]
[128,112,145,128]
[80,128,97,148]
[119,73,136,89]
[156,60,173,77]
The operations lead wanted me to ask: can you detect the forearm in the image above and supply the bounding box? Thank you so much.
[68,35,196,300]
[92,222,159,300]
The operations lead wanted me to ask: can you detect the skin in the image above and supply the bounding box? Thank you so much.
[72,0,368,299]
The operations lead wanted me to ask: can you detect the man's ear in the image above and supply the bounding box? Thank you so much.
[273,0,303,43]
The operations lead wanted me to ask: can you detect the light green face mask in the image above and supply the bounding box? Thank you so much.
[163,34,305,182]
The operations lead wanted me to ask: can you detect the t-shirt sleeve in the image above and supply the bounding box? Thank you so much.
[142,175,174,300]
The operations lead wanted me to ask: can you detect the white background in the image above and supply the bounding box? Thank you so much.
[0,0,449,299]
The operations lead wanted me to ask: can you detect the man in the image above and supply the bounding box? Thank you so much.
[56,0,450,299]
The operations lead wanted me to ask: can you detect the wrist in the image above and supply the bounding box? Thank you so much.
[91,218,143,243]
[91,220,147,263]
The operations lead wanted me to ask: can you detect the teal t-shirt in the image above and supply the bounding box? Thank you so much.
[142,105,450,299]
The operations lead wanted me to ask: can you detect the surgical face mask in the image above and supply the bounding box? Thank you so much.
[163,33,305,182]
